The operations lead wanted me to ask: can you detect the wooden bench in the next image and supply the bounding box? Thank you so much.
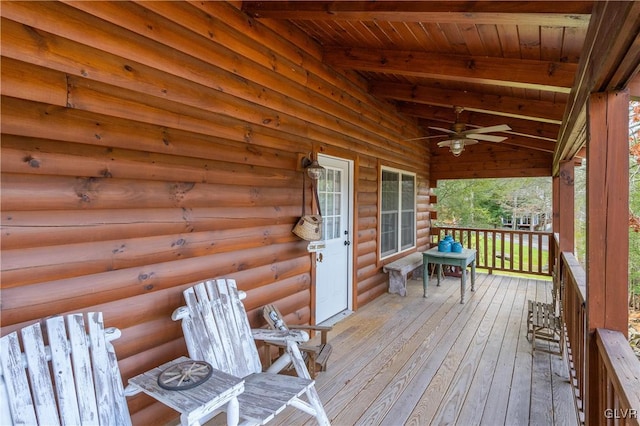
[383,252,424,296]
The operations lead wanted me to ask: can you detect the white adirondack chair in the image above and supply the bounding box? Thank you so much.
[0,312,131,426]
[172,278,330,426]
[262,304,333,379]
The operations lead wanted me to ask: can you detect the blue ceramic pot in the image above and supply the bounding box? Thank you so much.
[438,240,452,252]
[452,242,463,253]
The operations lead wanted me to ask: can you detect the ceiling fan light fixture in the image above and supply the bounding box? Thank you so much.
[450,139,465,156]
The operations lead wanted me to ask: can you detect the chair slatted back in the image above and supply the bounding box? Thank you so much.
[0,312,130,426]
[179,279,262,378]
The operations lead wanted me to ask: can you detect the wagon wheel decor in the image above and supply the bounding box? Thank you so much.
[157,361,213,390]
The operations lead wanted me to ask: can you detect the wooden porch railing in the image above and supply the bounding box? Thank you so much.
[558,247,640,425]
[434,226,553,277]
[593,329,640,425]
[560,250,587,422]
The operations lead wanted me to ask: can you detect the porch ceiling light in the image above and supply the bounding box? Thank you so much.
[450,139,465,156]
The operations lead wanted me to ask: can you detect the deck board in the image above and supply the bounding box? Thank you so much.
[455,275,518,425]
[504,278,537,425]
[382,274,499,426]
[479,277,523,425]
[204,273,578,426]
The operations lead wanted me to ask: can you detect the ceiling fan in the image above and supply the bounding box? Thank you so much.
[410,106,511,156]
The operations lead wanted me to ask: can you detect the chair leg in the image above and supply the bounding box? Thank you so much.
[287,343,329,424]
[531,328,536,353]
[306,386,330,426]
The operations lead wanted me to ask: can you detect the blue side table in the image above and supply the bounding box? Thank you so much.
[423,247,477,303]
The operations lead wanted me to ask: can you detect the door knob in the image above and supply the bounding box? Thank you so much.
[344,241,351,246]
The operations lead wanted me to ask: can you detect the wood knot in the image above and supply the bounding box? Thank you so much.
[169,182,196,204]
[23,155,40,168]
[560,169,574,186]
[244,127,253,142]
[138,272,153,282]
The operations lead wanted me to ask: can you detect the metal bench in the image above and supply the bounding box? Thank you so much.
[383,252,424,296]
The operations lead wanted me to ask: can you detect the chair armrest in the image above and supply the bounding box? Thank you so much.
[288,325,332,332]
[123,384,143,397]
[288,325,331,344]
[171,306,189,321]
[252,329,309,343]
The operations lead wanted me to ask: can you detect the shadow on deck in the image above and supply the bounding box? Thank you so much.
[274,273,577,425]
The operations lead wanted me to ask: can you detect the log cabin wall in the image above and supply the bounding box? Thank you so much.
[0,1,428,422]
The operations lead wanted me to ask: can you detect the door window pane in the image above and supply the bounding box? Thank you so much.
[319,167,343,240]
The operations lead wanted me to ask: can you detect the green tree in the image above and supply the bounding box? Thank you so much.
[435,177,551,230]
[435,179,504,228]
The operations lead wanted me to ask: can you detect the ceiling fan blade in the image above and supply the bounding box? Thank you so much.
[465,134,508,143]
[405,134,448,141]
[428,126,456,134]
[460,124,511,135]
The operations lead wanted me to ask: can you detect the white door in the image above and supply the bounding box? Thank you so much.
[315,155,353,323]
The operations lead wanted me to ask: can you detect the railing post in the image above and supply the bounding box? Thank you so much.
[585,90,630,425]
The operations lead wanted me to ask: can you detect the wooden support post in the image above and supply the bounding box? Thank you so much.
[553,161,575,297]
[585,90,630,425]
[555,161,575,254]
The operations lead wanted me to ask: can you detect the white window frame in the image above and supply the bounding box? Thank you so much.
[380,166,416,259]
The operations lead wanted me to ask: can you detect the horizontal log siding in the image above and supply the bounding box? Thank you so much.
[0,2,428,423]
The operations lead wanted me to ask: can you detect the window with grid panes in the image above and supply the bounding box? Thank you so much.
[380,168,416,258]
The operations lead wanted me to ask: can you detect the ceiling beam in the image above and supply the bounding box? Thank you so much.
[324,48,577,93]
[242,1,592,27]
[371,82,565,123]
[553,1,640,174]
[595,6,640,92]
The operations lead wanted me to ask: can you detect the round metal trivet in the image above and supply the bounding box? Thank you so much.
[157,361,213,391]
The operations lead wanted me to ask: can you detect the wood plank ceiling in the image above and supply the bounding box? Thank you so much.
[242,1,640,171]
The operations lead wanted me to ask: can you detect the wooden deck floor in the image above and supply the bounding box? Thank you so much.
[270,273,578,426]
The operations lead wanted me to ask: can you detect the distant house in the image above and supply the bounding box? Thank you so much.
[501,213,548,231]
